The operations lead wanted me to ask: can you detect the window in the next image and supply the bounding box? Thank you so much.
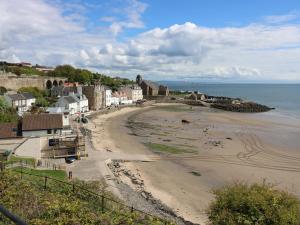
[47,129,52,134]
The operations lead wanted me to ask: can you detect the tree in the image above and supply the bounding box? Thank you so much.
[35,97,49,107]
[18,87,46,98]
[207,182,300,225]
[0,96,9,110]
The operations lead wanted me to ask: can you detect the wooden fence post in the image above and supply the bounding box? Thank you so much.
[44,176,48,189]
[101,195,105,213]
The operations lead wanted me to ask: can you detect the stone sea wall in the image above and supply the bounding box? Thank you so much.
[0,73,66,90]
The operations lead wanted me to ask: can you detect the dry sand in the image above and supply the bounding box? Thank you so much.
[88,103,300,225]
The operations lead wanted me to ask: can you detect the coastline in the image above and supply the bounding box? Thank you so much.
[84,103,300,225]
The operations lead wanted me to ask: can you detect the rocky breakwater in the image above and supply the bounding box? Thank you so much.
[108,161,199,225]
[211,101,274,113]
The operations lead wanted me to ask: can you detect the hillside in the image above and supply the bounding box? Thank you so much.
[0,169,172,225]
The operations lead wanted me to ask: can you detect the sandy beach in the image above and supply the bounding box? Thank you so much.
[85,103,300,225]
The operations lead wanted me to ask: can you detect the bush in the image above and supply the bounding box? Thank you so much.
[207,182,300,225]
[18,87,46,98]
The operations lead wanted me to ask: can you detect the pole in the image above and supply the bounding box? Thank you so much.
[44,176,48,189]
[0,205,28,225]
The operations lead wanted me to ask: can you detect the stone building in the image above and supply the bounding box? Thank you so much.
[119,84,143,102]
[82,85,105,110]
[158,85,169,96]
[136,75,169,96]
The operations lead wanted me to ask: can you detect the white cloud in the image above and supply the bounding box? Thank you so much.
[264,11,300,24]
[1,1,300,81]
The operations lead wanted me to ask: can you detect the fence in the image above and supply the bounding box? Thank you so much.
[1,164,172,225]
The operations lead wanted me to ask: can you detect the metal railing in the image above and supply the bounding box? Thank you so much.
[0,205,28,225]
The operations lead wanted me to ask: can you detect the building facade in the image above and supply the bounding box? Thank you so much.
[82,85,104,110]
[4,93,36,115]
[22,114,64,137]
[120,84,143,102]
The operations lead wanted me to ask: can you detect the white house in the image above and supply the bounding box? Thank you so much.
[120,85,143,102]
[4,93,36,115]
[104,87,112,107]
[70,93,89,113]
[56,94,89,115]
[56,96,78,115]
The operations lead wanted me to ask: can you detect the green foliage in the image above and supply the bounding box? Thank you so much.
[35,97,49,107]
[6,156,36,167]
[0,171,172,225]
[0,96,9,110]
[18,87,49,107]
[18,86,46,98]
[6,66,45,76]
[93,73,134,91]
[0,86,7,95]
[207,182,300,225]
[48,65,93,84]
[0,107,18,123]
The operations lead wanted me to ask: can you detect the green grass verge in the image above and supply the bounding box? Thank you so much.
[144,142,195,154]
[11,168,67,180]
[5,155,36,166]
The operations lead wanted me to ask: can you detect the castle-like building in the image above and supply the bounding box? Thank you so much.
[136,75,169,96]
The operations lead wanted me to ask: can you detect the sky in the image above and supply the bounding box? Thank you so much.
[1,0,300,82]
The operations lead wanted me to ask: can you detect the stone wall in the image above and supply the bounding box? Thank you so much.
[0,73,66,90]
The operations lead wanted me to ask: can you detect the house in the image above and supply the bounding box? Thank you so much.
[22,114,64,137]
[51,86,77,97]
[70,93,89,113]
[120,84,143,102]
[82,85,105,110]
[111,91,132,105]
[55,96,78,115]
[55,94,89,115]
[104,87,112,107]
[0,123,19,139]
[4,93,36,115]
[46,107,71,130]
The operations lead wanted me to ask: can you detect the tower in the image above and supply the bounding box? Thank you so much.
[136,74,142,86]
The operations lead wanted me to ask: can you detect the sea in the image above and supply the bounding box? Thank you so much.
[161,82,300,120]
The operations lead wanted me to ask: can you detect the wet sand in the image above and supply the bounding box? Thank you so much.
[92,103,300,224]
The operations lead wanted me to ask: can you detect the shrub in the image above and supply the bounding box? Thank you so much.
[207,182,300,225]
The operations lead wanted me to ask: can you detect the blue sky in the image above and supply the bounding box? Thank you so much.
[1,0,300,81]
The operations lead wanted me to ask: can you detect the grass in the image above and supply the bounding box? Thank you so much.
[5,155,36,166]
[12,167,67,180]
[144,142,195,154]
[0,171,173,225]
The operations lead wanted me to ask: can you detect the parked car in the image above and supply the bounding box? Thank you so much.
[65,156,76,164]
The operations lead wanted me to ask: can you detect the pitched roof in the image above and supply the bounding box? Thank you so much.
[142,80,159,89]
[0,123,18,139]
[7,94,25,101]
[21,92,35,99]
[22,114,63,131]
[63,96,77,104]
